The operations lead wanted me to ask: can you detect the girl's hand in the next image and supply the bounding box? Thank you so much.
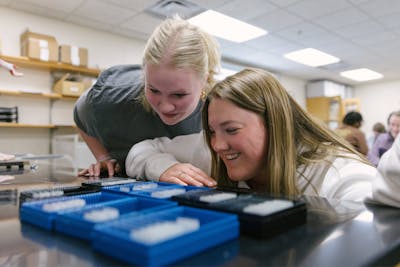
[159,163,216,187]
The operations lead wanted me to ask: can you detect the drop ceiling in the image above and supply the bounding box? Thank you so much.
[2,0,400,85]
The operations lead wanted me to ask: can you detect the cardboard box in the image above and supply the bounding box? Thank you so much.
[53,73,86,97]
[59,45,71,64]
[59,44,88,67]
[20,30,58,62]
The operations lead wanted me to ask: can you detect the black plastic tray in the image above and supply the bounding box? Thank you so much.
[171,189,307,237]
[82,177,137,189]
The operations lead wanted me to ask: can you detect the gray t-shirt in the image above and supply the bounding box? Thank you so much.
[74,64,203,171]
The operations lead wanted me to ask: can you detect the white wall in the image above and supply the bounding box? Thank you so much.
[356,80,400,137]
[279,74,307,108]
[0,7,145,154]
[0,7,145,67]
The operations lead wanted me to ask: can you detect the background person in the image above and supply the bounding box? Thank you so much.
[372,134,400,208]
[368,111,400,166]
[0,58,23,76]
[335,111,368,155]
[367,122,386,149]
[74,16,218,188]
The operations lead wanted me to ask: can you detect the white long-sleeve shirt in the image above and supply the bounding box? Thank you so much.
[126,132,210,181]
[371,135,400,208]
[126,132,380,203]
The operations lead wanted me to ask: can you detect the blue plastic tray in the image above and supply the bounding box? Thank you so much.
[54,197,177,240]
[103,181,210,199]
[92,206,239,266]
[20,192,129,230]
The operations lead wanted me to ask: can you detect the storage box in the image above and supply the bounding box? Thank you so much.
[59,44,88,67]
[53,73,85,96]
[20,30,58,62]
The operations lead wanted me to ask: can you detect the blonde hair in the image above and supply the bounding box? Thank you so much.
[202,68,368,196]
[141,16,220,111]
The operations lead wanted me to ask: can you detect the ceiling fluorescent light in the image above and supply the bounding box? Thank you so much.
[284,48,340,67]
[188,10,267,42]
[340,68,383,82]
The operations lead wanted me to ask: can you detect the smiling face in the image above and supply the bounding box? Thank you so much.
[208,98,268,183]
[388,114,400,138]
[144,63,205,125]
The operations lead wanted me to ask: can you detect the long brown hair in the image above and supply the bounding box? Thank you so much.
[202,68,368,196]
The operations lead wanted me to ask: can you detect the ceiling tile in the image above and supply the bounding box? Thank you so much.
[313,7,369,30]
[351,31,398,47]
[376,13,400,29]
[12,0,83,13]
[100,0,157,11]
[215,37,237,50]
[0,0,15,5]
[222,43,261,60]
[112,26,149,40]
[73,0,136,25]
[214,0,277,21]
[9,1,69,20]
[347,0,370,4]
[286,0,351,19]
[267,0,299,8]
[265,42,303,55]
[332,19,386,39]
[369,39,400,56]
[358,0,400,17]
[274,22,329,44]
[65,14,113,32]
[245,34,291,50]
[244,34,304,56]
[119,13,163,35]
[249,9,303,33]
[297,33,346,48]
[194,0,230,9]
[335,49,378,66]
[345,51,382,65]
[322,42,363,56]
[243,51,298,70]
